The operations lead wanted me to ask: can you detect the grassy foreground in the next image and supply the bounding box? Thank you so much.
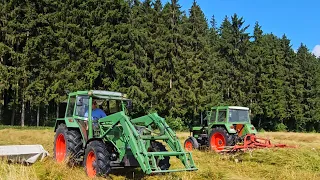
[1,128,320,180]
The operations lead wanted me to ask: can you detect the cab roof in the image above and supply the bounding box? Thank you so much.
[211,106,249,110]
[68,90,130,100]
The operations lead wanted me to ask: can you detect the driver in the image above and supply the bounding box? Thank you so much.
[84,100,107,129]
[84,100,107,120]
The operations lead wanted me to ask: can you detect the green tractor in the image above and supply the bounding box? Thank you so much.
[53,90,197,178]
[184,106,258,152]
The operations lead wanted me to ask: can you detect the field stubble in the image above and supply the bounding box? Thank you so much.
[0,128,320,180]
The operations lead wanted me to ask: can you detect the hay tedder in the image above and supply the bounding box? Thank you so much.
[184,106,295,153]
[53,90,197,178]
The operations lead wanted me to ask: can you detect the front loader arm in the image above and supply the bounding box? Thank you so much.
[99,112,197,174]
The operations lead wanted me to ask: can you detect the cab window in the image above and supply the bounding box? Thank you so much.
[217,110,226,122]
[66,96,76,117]
[210,110,216,122]
[105,100,121,115]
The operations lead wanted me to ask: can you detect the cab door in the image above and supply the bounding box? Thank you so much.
[217,109,227,123]
[74,95,90,141]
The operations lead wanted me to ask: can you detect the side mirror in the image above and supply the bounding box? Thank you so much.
[126,100,133,112]
[200,111,203,125]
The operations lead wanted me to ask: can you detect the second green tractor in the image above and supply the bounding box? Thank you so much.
[184,106,258,152]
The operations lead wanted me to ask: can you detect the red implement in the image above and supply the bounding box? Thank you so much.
[229,134,296,152]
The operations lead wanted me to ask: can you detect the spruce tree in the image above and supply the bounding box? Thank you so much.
[217,14,250,105]
[178,0,210,122]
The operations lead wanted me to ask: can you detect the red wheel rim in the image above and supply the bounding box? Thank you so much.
[185,141,193,151]
[210,132,226,152]
[86,151,96,178]
[55,133,66,162]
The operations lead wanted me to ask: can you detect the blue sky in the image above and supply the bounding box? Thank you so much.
[161,0,320,56]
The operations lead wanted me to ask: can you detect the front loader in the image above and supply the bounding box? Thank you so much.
[184,106,295,153]
[53,90,197,178]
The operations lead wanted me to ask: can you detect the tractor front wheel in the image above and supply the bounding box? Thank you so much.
[209,127,233,152]
[53,124,83,165]
[184,137,199,151]
[84,141,111,178]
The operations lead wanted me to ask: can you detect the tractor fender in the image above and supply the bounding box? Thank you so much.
[54,118,80,132]
[84,138,118,152]
[84,138,104,149]
[209,124,237,134]
[54,119,66,132]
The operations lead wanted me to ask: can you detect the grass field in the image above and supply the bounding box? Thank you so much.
[1,127,320,180]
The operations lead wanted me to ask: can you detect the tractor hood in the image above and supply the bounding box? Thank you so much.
[232,123,257,137]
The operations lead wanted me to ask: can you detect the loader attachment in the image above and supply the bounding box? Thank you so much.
[0,145,49,164]
[130,113,198,174]
[98,112,198,174]
[145,151,197,174]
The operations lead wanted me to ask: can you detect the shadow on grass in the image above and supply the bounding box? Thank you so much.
[109,167,150,180]
[109,167,174,180]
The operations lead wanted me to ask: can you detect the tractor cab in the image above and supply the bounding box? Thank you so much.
[54,90,132,139]
[74,91,132,118]
[208,106,251,124]
[205,106,257,136]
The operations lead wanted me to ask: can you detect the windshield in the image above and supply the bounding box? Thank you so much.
[229,109,249,123]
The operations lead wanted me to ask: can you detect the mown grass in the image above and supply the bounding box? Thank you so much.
[1,127,320,180]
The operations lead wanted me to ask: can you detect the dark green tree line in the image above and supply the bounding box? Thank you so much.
[1,0,320,132]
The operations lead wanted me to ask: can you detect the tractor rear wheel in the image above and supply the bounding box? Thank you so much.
[209,127,234,152]
[54,124,83,165]
[150,141,171,170]
[84,140,111,178]
[184,137,199,151]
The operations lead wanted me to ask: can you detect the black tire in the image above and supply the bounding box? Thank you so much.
[150,141,171,170]
[208,127,234,152]
[84,140,111,178]
[54,124,83,165]
[184,137,199,151]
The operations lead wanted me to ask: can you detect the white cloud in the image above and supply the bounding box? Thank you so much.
[312,45,320,58]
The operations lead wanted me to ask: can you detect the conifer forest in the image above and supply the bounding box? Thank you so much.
[1,0,320,132]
